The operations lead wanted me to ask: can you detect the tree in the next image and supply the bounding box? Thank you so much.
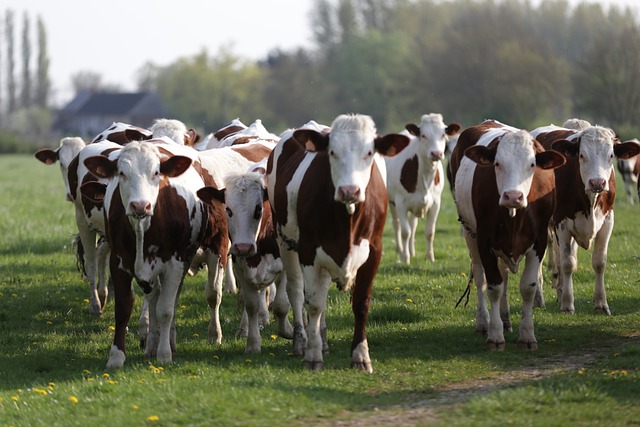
[20,12,31,108]
[70,70,121,93]
[34,15,49,108]
[5,10,16,114]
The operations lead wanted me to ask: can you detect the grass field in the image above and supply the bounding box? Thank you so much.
[1,153,639,426]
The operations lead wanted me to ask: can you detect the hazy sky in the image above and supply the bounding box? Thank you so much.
[2,0,638,106]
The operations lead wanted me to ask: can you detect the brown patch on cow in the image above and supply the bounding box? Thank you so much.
[230,135,258,146]
[400,155,419,193]
[434,168,440,186]
[214,125,245,141]
[232,144,273,163]
[271,137,309,228]
[68,155,80,201]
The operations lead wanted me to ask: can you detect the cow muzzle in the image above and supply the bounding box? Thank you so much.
[499,190,526,209]
[587,178,607,193]
[231,243,256,258]
[337,185,361,204]
[128,200,152,218]
[431,151,444,161]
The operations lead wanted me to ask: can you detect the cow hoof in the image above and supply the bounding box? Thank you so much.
[560,308,575,314]
[486,340,505,351]
[475,326,488,335]
[303,360,324,371]
[89,304,103,317]
[517,341,538,351]
[277,324,294,340]
[351,361,373,373]
[595,306,611,316]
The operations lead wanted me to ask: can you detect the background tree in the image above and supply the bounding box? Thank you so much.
[20,11,31,109]
[70,70,121,93]
[34,15,49,108]
[5,10,16,114]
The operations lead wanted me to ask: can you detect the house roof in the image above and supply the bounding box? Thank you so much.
[59,91,168,117]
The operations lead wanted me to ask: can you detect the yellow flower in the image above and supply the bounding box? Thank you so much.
[180,305,187,309]
[192,333,199,337]
[102,373,110,378]
[108,325,115,331]
[11,396,19,401]
[245,359,252,364]
[133,404,140,410]
[82,369,91,374]
[83,299,89,303]
[32,388,48,395]
[406,298,413,304]
[147,415,160,422]
[270,334,277,340]
[69,396,79,404]
[106,380,118,384]
[621,370,628,375]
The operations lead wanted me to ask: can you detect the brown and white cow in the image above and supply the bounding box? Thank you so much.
[450,120,565,350]
[197,165,293,353]
[81,139,227,368]
[385,113,461,263]
[267,116,409,372]
[616,139,640,205]
[34,137,87,202]
[91,122,153,145]
[195,118,248,150]
[531,124,640,314]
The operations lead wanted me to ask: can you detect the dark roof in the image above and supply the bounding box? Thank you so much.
[60,91,167,117]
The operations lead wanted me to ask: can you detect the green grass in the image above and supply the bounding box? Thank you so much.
[1,153,639,426]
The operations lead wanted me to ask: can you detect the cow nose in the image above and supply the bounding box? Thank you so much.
[338,185,360,203]
[502,190,524,207]
[431,151,444,161]
[588,178,606,193]
[232,243,255,257]
[129,201,151,217]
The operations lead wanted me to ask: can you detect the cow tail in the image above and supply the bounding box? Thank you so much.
[72,233,87,278]
[455,268,473,308]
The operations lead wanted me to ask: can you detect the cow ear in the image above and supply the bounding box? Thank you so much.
[551,139,579,157]
[80,181,107,204]
[197,186,225,204]
[124,128,151,143]
[614,140,640,160]
[34,148,59,165]
[464,145,495,166]
[375,134,410,157]
[84,155,117,179]
[405,123,420,136]
[160,155,192,177]
[185,128,201,146]
[535,150,566,170]
[293,129,328,152]
[252,166,267,175]
[446,123,462,136]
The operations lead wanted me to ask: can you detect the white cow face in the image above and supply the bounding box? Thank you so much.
[34,136,86,202]
[83,141,192,218]
[406,114,461,162]
[553,127,640,194]
[465,130,565,214]
[293,114,409,214]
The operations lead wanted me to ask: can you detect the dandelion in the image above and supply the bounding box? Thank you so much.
[245,359,252,364]
[82,369,91,374]
[49,382,56,387]
[394,286,400,291]
[269,353,275,357]
[213,355,219,360]
[86,378,95,382]
[406,298,413,304]
[102,373,110,378]
[460,272,467,278]
[147,415,160,422]
[270,334,278,340]
[47,321,53,325]
[108,326,115,331]
[149,365,164,373]
[133,404,140,410]
[83,299,89,303]
[106,380,118,384]
[180,305,187,309]
[11,396,19,401]
[32,388,48,395]
[11,293,17,298]
[192,333,199,337]
[578,368,586,375]
[69,396,79,404]
[621,370,628,375]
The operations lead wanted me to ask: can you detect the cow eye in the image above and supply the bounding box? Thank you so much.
[118,171,126,179]
[366,150,373,158]
[531,162,535,168]
[226,207,232,218]
[329,150,335,157]
[494,162,500,168]
[254,204,262,220]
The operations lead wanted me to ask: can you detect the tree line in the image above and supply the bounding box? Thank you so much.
[1,0,640,149]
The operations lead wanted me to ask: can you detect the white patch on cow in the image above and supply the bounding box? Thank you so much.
[573,127,617,195]
[106,345,126,368]
[417,113,449,161]
[328,115,379,205]
[561,204,608,250]
[150,118,188,145]
[223,171,265,256]
[493,130,537,209]
[352,339,372,373]
[315,239,370,292]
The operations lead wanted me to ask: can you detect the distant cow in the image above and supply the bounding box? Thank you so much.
[450,120,565,350]
[197,166,293,353]
[267,115,409,372]
[149,118,201,147]
[385,113,460,263]
[91,122,152,145]
[35,136,87,202]
[82,139,226,368]
[531,124,640,314]
[616,139,640,205]
[196,118,248,150]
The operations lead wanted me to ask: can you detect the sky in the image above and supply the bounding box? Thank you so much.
[2,0,639,107]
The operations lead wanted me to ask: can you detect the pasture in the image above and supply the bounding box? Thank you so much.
[1,153,639,426]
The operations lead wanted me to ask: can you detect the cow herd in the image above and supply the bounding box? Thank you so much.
[35,114,640,372]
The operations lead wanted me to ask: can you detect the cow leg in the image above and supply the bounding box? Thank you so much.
[350,247,379,374]
[144,287,160,359]
[240,276,263,353]
[424,199,441,262]
[302,267,330,371]
[408,213,418,259]
[106,262,134,369]
[97,239,110,310]
[224,253,237,294]
[204,250,224,344]
[155,267,182,364]
[464,232,488,334]
[138,293,149,349]
[592,211,613,315]
[258,287,271,326]
[280,241,307,356]
[556,224,578,314]
[534,261,546,309]
[273,273,293,339]
[389,202,403,261]
[497,259,512,333]
[76,209,102,316]
[517,252,540,350]
[486,281,506,351]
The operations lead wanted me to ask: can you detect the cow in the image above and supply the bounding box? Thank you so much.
[531,124,640,314]
[195,118,248,151]
[616,139,640,205]
[81,139,227,368]
[450,119,566,350]
[197,165,293,353]
[149,118,201,147]
[267,115,409,372]
[215,119,280,148]
[91,122,152,145]
[35,136,87,202]
[385,113,461,263]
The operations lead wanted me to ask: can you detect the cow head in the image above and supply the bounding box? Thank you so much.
[293,114,409,214]
[83,141,192,219]
[465,130,565,215]
[552,126,640,194]
[35,136,87,202]
[91,122,152,145]
[198,167,267,258]
[406,114,461,162]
